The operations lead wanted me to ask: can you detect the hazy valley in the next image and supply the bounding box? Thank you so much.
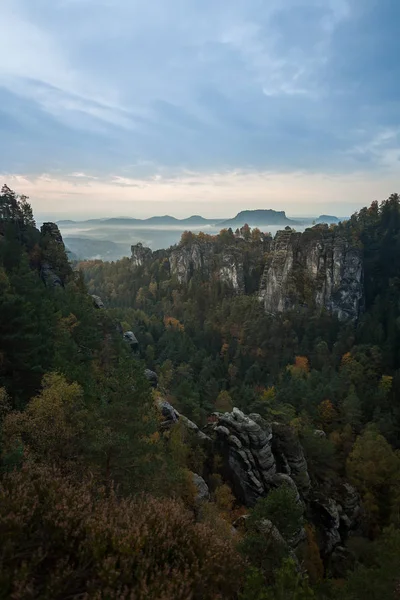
[57,210,343,261]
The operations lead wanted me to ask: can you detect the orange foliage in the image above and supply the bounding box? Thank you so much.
[164,316,185,332]
[303,524,324,584]
[0,462,244,599]
[287,355,310,378]
[318,399,338,427]
[220,342,230,356]
[341,352,354,368]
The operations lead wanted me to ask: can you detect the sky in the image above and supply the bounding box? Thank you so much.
[0,0,399,220]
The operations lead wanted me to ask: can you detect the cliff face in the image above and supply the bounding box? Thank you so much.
[169,241,246,292]
[131,224,364,320]
[131,243,153,268]
[40,222,71,287]
[259,226,364,321]
[131,238,266,293]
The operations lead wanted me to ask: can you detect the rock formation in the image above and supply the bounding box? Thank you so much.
[131,243,153,268]
[271,422,311,495]
[259,225,364,321]
[155,395,362,559]
[40,262,63,287]
[39,223,70,288]
[191,473,210,505]
[40,222,64,245]
[123,331,139,350]
[169,241,246,292]
[91,294,105,309]
[144,369,158,388]
[130,224,364,320]
[130,238,266,294]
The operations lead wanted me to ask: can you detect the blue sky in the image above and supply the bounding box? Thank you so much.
[0,0,399,218]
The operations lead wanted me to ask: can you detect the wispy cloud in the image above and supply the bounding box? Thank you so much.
[0,0,399,216]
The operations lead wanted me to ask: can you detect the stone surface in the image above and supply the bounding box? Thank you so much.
[123,331,139,350]
[40,262,63,287]
[272,423,311,495]
[213,408,277,506]
[131,243,153,268]
[91,294,105,309]
[40,222,64,245]
[154,400,359,560]
[192,473,210,504]
[169,241,246,292]
[311,495,342,556]
[259,225,364,321]
[144,369,158,388]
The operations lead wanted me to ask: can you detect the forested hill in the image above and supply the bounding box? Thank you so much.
[2,184,400,599]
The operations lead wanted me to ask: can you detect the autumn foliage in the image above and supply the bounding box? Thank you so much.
[0,463,244,600]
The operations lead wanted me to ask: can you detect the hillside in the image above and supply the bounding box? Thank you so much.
[2,183,400,599]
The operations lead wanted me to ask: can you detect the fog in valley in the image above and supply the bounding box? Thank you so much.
[57,219,317,261]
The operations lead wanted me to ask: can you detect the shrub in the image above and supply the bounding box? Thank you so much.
[0,462,244,599]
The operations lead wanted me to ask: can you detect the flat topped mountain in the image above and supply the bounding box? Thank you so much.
[220,209,296,227]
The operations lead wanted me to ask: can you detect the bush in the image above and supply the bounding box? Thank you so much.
[0,462,244,599]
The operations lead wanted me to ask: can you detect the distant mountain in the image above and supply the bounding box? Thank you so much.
[220,209,296,228]
[316,215,340,224]
[57,215,221,227]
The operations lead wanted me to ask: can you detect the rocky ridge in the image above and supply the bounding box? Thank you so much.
[158,403,361,560]
[132,223,364,321]
[259,225,364,320]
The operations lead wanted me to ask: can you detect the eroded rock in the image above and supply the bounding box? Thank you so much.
[131,243,153,268]
[272,423,311,495]
[192,473,210,504]
[91,294,105,309]
[144,369,158,388]
[259,225,364,321]
[123,331,139,350]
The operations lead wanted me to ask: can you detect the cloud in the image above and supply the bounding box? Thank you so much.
[0,0,398,217]
[2,170,398,221]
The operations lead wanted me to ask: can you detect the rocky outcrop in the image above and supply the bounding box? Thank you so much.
[144,369,158,388]
[156,401,361,560]
[39,222,71,287]
[310,483,361,556]
[192,473,210,505]
[40,222,64,245]
[311,496,341,555]
[91,294,105,309]
[212,409,277,507]
[130,237,266,294]
[271,423,311,495]
[131,243,153,268]
[259,225,364,321]
[169,242,245,292]
[40,263,63,287]
[123,331,139,350]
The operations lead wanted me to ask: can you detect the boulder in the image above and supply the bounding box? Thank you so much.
[192,473,210,505]
[272,423,311,495]
[91,294,105,309]
[123,331,139,350]
[144,369,158,388]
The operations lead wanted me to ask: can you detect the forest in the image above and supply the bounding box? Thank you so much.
[1,184,400,599]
